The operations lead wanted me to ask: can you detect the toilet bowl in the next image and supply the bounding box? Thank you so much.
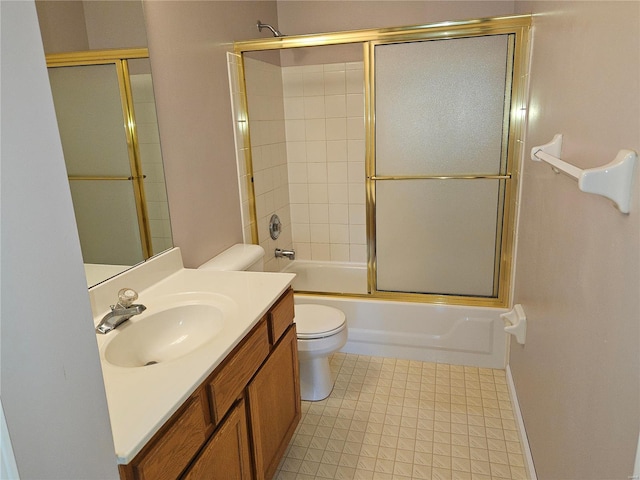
[198,244,348,402]
[295,304,348,401]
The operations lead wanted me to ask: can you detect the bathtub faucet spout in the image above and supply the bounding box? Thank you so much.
[275,248,296,260]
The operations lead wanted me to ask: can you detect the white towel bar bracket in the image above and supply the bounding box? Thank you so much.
[531,133,637,214]
[501,304,527,345]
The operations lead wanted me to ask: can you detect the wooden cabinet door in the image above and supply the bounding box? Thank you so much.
[247,325,301,480]
[182,400,252,480]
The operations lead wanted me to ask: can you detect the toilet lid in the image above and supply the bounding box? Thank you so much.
[294,304,346,339]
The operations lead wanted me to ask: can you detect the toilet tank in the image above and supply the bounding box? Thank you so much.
[198,244,265,272]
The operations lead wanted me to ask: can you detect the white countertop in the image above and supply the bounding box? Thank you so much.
[89,249,294,463]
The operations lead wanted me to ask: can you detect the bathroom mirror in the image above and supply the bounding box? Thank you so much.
[36,1,173,287]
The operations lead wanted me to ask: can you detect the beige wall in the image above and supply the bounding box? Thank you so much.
[277,1,516,34]
[277,1,516,65]
[36,0,147,53]
[511,2,640,478]
[35,0,89,53]
[82,0,147,50]
[142,0,279,267]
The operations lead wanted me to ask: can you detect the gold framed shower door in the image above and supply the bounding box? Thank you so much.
[235,15,531,308]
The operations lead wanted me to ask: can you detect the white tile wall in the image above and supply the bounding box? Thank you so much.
[232,56,367,267]
[282,62,366,263]
[130,73,172,254]
[242,57,294,272]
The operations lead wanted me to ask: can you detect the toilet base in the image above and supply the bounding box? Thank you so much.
[298,355,334,401]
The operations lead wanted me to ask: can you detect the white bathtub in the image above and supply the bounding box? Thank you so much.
[282,260,509,369]
[282,260,368,294]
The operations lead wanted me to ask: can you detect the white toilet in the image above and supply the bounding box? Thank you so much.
[294,303,347,401]
[198,244,348,401]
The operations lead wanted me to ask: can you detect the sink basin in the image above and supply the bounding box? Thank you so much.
[104,303,225,368]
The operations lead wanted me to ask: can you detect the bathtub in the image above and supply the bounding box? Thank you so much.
[282,260,509,369]
[282,260,368,294]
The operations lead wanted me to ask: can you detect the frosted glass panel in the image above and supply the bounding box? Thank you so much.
[48,64,131,176]
[376,180,501,296]
[70,180,143,266]
[375,35,510,176]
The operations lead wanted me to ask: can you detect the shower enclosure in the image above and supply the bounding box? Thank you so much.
[232,15,530,307]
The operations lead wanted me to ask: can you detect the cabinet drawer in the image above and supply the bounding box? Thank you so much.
[127,389,210,480]
[268,288,294,345]
[208,320,269,423]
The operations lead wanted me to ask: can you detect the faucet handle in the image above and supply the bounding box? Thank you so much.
[117,288,138,308]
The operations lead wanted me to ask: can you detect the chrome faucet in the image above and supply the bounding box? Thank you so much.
[275,248,296,260]
[96,288,146,334]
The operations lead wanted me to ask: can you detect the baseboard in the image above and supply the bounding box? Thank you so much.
[506,365,537,480]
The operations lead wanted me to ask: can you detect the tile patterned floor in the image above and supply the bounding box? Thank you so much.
[275,353,527,480]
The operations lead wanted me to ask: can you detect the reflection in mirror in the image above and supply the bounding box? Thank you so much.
[36,0,172,288]
[46,50,172,287]
[128,58,173,254]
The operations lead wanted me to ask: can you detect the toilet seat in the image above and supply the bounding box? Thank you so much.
[295,304,346,339]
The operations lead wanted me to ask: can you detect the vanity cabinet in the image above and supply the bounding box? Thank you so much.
[118,288,299,480]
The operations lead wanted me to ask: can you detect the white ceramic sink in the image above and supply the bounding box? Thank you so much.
[104,301,226,368]
[89,250,296,462]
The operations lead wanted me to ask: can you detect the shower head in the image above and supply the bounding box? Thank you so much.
[257,20,284,37]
